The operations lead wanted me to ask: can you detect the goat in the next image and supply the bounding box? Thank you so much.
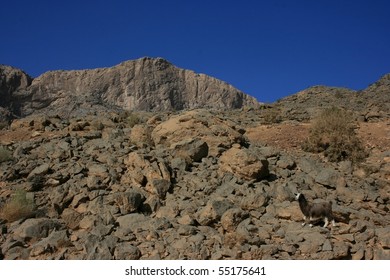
[294,193,336,228]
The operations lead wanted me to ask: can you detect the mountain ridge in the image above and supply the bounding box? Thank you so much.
[1,58,390,125]
[0,57,259,121]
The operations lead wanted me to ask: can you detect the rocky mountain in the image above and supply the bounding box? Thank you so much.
[0,57,259,121]
[0,60,389,260]
[270,74,390,122]
[0,109,388,260]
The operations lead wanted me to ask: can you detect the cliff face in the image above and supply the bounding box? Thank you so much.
[0,65,32,123]
[10,57,258,117]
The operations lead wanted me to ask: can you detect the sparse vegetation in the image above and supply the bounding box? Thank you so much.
[0,189,35,222]
[302,107,368,163]
[261,106,282,124]
[0,146,13,163]
[126,112,141,128]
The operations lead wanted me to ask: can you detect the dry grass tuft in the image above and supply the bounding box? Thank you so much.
[0,189,35,222]
[0,146,13,163]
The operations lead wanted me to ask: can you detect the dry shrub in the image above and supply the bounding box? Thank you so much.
[302,107,368,163]
[126,113,141,128]
[0,189,35,222]
[261,107,282,124]
[0,146,13,163]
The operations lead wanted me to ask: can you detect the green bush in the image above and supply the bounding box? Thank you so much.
[0,189,35,222]
[0,146,13,163]
[302,107,368,163]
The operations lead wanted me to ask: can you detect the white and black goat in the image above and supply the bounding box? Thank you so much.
[294,193,336,228]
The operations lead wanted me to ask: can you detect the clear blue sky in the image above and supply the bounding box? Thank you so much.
[1,0,389,103]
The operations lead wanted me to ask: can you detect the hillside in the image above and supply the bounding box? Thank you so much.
[269,74,390,122]
[0,108,388,260]
[0,61,389,260]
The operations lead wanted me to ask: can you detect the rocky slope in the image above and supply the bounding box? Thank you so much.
[0,109,388,260]
[0,58,258,120]
[268,74,390,122]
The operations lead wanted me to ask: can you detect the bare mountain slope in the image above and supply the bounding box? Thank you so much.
[272,74,390,121]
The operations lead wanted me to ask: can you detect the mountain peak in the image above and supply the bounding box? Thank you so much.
[0,58,259,120]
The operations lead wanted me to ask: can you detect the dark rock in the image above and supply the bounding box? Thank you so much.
[221,208,248,232]
[332,240,351,259]
[113,190,144,214]
[145,179,171,199]
[114,243,141,260]
[83,234,115,260]
[61,208,83,230]
[170,138,209,163]
[29,230,69,257]
[197,199,234,226]
[376,227,390,249]
[315,168,343,188]
[235,218,266,246]
[13,218,64,241]
[240,187,269,210]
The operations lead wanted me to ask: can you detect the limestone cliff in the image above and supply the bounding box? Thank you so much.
[17,57,258,117]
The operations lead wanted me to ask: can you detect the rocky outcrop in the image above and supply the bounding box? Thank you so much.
[0,65,32,125]
[0,65,32,108]
[1,58,258,119]
[0,109,388,260]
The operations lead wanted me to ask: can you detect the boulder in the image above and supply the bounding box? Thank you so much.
[113,190,144,214]
[240,188,269,210]
[151,110,246,156]
[235,218,268,246]
[219,145,269,181]
[170,138,209,163]
[29,230,69,257]
[298,231,326,255]
[376,227,390,249]
[197,199,233,226]
[123,151,171,187]
[315,168,345,188]
[221,208,248,232]
[61,208,83,230]
[82,234,116,260]
[145,179,171,199]
[114,243,141,260]
[13,218,64,241]
[130,124,153,147]
[116,213,152,232]
[27,163,50,179]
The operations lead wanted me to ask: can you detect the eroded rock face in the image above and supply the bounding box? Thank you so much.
[16,57,258,117]
[0,65,32,124]
[0,65,32,107]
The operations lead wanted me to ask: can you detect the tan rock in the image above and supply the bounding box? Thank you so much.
[219,145,269,181]
[152,109,246,157]
[130,124,153,147]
